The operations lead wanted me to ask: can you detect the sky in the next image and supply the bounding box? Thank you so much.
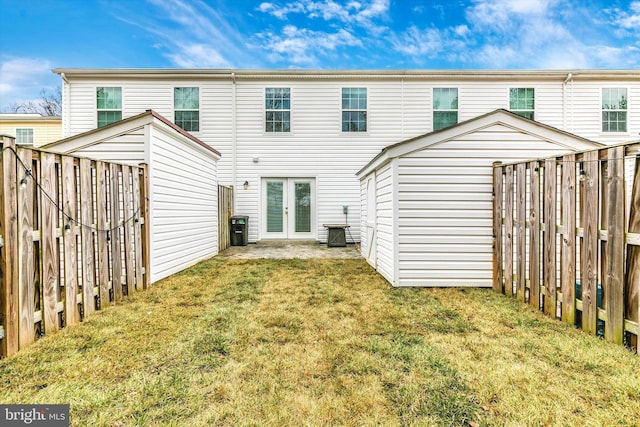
[0,0,639,111]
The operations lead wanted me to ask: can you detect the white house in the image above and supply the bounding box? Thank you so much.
[52,69,640,247]
[43,109,221,283]
[356,109,602,287]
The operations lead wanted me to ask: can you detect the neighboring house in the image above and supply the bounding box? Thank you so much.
[356,109,602,287]
[52,69,640,245]
[0,113,62,147]
[42,110,221,284]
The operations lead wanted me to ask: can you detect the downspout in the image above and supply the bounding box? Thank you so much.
[60,72,70,137]
[563,72,573,132]
[231,72,237,212]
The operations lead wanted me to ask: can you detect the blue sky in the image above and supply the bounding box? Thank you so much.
[1,0,639,111]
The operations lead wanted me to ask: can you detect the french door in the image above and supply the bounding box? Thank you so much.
[262,178,316,239]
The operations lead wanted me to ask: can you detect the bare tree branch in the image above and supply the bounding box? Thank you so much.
[9,86,62,116]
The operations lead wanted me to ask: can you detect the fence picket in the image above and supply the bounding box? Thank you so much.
[529,161,541,309]
[96,161,109,306]
[40,152,59,334]
[505,165,514,297]
[62,156,80,326]
[17,148,35,349]
[80,158,95,316]
[492,162,503,293]
[561,155,577,324]
[626,155,640,348]
[543,159,557,317]
[582,150,599,334]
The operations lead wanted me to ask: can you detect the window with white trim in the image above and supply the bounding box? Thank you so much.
[16,128,34,145]
[510,88,535,120]
[265,88,290,132]
[97,87,122,128]
[174,87,200,131]
[342,88,367,132]
[602,88,627,132]
[433,88,458,131]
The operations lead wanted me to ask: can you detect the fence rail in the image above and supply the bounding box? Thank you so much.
[493,141,640,351]
[218,185,234,252]
[0,136,150,358]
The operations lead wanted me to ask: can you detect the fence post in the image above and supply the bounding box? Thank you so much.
[0,136,19,357]
[40,152,59,334]
[139,163,151,289]
[492,162,503,293]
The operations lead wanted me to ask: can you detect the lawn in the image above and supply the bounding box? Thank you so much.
[1,258,639,426]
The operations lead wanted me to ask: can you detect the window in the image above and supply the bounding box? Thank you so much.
[265,88,290,132]
[96,87,122,128]
[602,88,627,132]
[510,88,535,120]
[342,88,367,132]
[174,87,200,131]
[433,88,458,131]
[16,128,34,145]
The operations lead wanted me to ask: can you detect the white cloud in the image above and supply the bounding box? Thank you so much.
[257,25,363,65]
[0,57,58,111]
[608,0,640,31]
[257,0,389,30]
[117,0,258,68]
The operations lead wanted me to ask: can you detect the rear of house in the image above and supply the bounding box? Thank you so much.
[53,69,640,247]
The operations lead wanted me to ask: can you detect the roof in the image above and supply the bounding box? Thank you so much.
[42,109,221,157]
[52,68,640,82]
[0,113,61,122]
[356,109,603,177]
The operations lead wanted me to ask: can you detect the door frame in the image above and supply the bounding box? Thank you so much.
[260,177,317,240]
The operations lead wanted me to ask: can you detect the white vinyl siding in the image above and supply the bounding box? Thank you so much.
[374,162,394,283]
[60,72,639,245]
[148,126,217,282]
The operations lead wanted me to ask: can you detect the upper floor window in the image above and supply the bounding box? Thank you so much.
[16,128,34,145]
[342,88,367,132]
[96,87,122,128]
[174,87,200,131]
[510,88,535,120]
[433,88,458,131]
[265,88,290,132]
[602,88,627,132]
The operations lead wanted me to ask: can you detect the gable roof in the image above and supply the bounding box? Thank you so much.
[356,109,603,177]
[42,109,221,158]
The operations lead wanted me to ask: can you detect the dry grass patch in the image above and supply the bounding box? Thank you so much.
[1,258,639,426]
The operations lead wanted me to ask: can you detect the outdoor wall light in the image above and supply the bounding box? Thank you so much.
[243,180,249,190]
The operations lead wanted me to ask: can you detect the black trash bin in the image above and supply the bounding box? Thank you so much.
[230,215,249,246]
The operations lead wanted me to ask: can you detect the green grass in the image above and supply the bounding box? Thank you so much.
[1,258,639,426]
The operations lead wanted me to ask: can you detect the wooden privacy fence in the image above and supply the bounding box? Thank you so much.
[218,185,233,251]
[492,141,640,350]
[0,136,150,358]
